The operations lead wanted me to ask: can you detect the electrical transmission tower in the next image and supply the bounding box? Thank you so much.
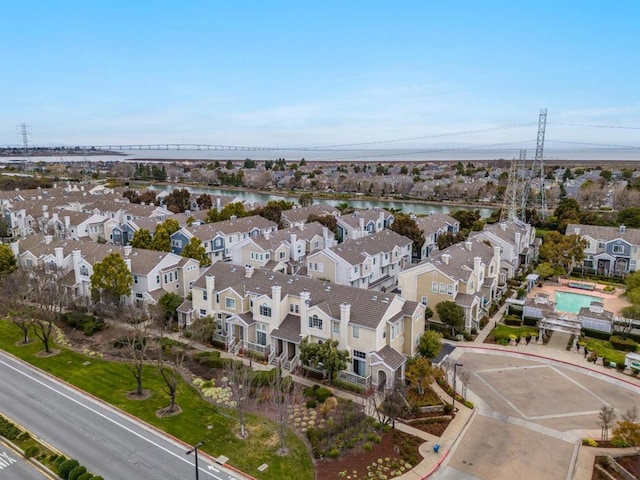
[20,123,29,153]
[520,109,548,220]
[502,149,526,222]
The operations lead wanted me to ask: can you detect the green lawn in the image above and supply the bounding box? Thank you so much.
[581,337,628,366]
[491,325,538,341]
[0,321,314,480]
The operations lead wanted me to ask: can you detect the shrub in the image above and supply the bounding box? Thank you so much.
[58,459,80,479]
[328,447,340,458]
[523,316,538,327]
[69,466,87,480]
[23,445,39,458]
[610,437,629,448]
[77,473,94,480]
[54,456,68,468]
[479,316,489,329]
[91,477,104,480]
[315,387,333,403]
[581,328,611,341]
[250,368,277,387]
[306,399,317,409]
[609,336,638,352]
[17,431,31,441]
[503,315,522,326]
[582,438,598,447]
[0,416,22,440]
[332,379,365,394]
[362,442,372,451]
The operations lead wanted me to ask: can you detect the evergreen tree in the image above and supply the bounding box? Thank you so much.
[90,253,133,307]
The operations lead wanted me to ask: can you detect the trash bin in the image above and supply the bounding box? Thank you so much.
[433,444,440,453]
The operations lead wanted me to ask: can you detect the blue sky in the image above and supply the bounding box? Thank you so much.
[1,1,639,150]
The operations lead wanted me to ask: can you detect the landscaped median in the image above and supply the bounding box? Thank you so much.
[0,321,314,480]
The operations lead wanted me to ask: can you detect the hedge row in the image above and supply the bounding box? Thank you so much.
[609,336,638,352]
[61,312,105,337]
[581,327,611,341]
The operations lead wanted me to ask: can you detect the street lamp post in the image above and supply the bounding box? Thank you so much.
[186,441,204,480]
[452,363,463,414]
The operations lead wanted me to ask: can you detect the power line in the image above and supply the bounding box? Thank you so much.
[324,140,535,161]
[546,139,640,149]
[550,122,640,130]
[304,122,538,149]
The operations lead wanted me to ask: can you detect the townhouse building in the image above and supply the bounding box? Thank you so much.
[397,238,501,332]
[567,224,640,276]
[305,229,412,291]
[170,215,278,263]
[11,237,199,307]
[470,218,538,280]
[336,208,393,243]
[280,204,340,229]
[229,222,336,274]
[180,262,425,391]
[413,213,460,260]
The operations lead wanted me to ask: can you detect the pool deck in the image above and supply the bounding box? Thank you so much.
[530,278,630,315]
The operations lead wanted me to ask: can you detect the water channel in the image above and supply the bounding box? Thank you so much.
[149,184,497,217]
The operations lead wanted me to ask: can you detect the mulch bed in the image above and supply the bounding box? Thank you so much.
[616,454,640,478]
[403,416,452,437]
[314,429,422,480]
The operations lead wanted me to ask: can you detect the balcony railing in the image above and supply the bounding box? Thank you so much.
[245,341,270,356]
[337,370,371,388]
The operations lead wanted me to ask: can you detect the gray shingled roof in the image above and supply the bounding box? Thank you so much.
[325,229,410,265]
[374,345,406,371]
[193,262,421,330]
[567,223,640,245]
[271,314,302,343]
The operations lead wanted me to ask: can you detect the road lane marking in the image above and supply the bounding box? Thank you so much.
[0,357,231,480]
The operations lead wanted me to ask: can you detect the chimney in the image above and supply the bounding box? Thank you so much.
[300,290,311,333]
[53,212,59,222]
[205,275,215,295]
[54,246,64,265]
[322,226,330,248]
[271,284,282,321]
[290,233,298,261]
[493,245,501,263]
[515,232,522,249]
[264,230,271,240]
[245,265,255,278]
[72,250,82,284]
[123,245,132,256]
[465,240,473,252]
[44,235,53,244]
[80,186,84,192]
[573,226,580,235]
[474,256,482,275]
[339,303,350,347]
[359,217,365,236]
[442,253,451,265]
[10,242,19,256]
[64,216,71,228]
[620,225,626,233]
[500,222,507,231]
[124,257,132,271]
[43,211,49,219]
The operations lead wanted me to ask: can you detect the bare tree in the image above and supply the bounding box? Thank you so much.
[9,307,35,344]
[156,338,186,415]
[116,306,152,397]
[268,364,299,455]
[225,361,254,439]
[599,405,617,441]
[29,267,65,354]
[613,318,633,341]
[154,305,188,415]
[459,369,472,398]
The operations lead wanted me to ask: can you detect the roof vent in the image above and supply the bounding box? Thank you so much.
[371,295,377,301]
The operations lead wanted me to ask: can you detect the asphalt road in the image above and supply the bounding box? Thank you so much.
[0,351,244,480]
[0,438,52,479]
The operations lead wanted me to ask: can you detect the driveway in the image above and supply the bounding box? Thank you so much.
[433,349,640,480]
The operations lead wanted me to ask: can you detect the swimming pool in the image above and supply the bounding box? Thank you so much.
[555,291,601,314]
